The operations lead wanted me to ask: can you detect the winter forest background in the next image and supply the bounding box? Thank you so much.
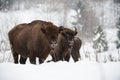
[0,0,120,63]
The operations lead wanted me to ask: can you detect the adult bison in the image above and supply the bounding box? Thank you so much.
[8,20,61,64]
[48,26,81,62]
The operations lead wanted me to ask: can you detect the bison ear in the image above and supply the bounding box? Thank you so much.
[58,26,64,33]
[41,27,46,34]
[61,32,66,37]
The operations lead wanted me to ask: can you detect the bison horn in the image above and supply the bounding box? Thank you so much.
[74,27,77,32]
[74,27,77,35]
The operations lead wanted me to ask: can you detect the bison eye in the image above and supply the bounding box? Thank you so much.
[41,28,46,33]
[66,34,70,37]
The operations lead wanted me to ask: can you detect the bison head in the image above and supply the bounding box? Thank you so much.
[41,22,62,49]
[59,26,77,48]
[60,26,77,41]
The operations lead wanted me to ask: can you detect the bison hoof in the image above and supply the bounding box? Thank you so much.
[74,60,79,63]
[47,60,52,63]
[20,62,26,64]
[14,61,18,64]
[39,61,44,64]
[30,61,36,64]
[39,59,44,64]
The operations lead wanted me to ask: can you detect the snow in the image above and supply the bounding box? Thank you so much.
[93,33,101,41]
[0,61,120,80]
[92,0,117,28]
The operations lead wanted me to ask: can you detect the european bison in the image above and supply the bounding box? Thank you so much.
[8,20,61,64]
[67,37,82,62]
[48,26,80,62]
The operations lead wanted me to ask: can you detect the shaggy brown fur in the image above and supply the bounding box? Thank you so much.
[8,20,60,64]
[48,26,79,62]
[68,37,82,62]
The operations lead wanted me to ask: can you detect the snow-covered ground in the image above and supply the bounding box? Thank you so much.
[0,61,120,80]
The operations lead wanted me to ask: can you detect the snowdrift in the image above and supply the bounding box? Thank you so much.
[0,61,120,80]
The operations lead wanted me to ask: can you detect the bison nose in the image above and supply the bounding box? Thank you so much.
[68,40,74,46]
[50,40,58,50]
[51,40,57,44]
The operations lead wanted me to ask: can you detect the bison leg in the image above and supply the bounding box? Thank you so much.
[13,52,18,64]
[29,53,36,64]
[47,54,57,63]
[39,58,44,64]
[77,51,81,60]
[64,54,70,62]
[71,52,79,62]
[51,53,57,62]
[20,56,27,64]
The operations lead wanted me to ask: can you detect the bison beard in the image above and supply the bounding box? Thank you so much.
[8,20,60,64]
[48,27,82,62]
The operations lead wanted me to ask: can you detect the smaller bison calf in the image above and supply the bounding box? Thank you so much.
[48,26,82,62]
[67,37,82,62]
